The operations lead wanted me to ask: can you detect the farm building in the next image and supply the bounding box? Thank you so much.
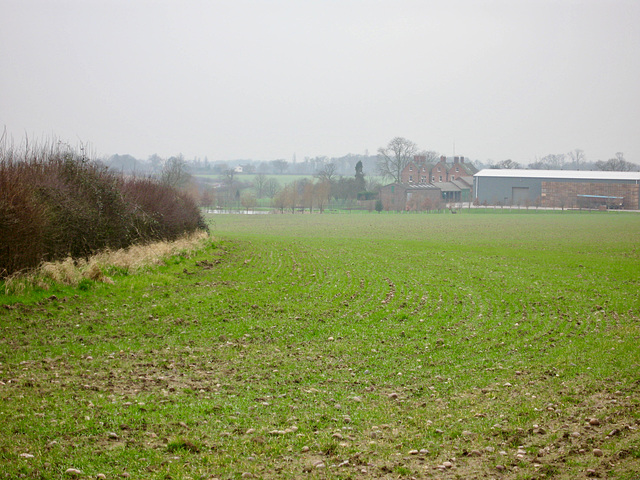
[380,183,442,211]
[401,155,477,185]
[381,177,474,211]
[473,169,640,210]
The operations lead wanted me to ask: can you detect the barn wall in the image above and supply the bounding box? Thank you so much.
[475,175,640,210]
[406,189,442,211]
[474,177,542,205]
[541,181,640,210]
[380,184,406,211]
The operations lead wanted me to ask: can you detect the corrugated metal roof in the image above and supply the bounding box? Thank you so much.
[474,169,640,181]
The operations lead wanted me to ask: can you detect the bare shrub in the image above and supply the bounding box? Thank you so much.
[0,137,207,277]
[120,177,206,241]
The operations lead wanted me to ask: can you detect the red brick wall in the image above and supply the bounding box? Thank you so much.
[447,163,463,181]
[380,185,406,210]
[541,181,639,210]
[401,162,431,184]
[432,161,448,182]
[406,189,442,211]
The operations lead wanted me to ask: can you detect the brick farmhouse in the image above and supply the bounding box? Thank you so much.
[380,156,477,211]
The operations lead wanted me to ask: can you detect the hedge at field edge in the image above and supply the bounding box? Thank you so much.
[0,144,206,277]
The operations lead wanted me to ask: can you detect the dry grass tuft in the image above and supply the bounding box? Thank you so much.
[88,231,210,275]
[3,231,210,294]
[40,257,82,285]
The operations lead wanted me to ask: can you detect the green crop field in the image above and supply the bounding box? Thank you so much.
[1,212,639,479]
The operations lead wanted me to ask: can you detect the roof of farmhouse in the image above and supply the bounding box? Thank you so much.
[436,182,462,192]
[474,169,640,181]
[406,183,440,190]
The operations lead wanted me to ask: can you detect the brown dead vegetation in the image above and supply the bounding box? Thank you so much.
[0,137,206,277]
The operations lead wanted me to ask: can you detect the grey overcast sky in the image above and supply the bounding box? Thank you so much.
[2,0,639,164]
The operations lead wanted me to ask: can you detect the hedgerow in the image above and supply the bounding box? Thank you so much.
[0,139,206,276]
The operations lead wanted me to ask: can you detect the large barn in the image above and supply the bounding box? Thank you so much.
[473,169,640,210]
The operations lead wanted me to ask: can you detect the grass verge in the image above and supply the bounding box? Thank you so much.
[2,231,210,298]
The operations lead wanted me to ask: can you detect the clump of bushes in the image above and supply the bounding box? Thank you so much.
[0,138,206,277]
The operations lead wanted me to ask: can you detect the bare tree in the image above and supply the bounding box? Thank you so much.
[265,178,281,198]
[595,152,638,171]
[568,149,585,170]
[333,177,358,201]
[200,188,216,210]
[366,177,382,193]
[491,159,522,169]
[315,162,338,184]
[148,154,164,173]
[240,192,257,212]
[314,181,331,213]
[417,150,440,163]
[377,137,418,183]
[272,188,287,213]
[274,182,299,213]
[160,155,191,189]
[272,159,289,174]
[544,153,565,169]
[222,168,235,186]
[302,182,315,213]
[528,153,565,170]
[253,173,268,198]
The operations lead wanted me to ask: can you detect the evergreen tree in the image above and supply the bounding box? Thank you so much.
[355,160,366,192]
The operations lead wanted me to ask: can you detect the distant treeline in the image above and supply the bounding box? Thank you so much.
[0,141,206,277]
[103,152,383,177]
[103,149,639,181]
